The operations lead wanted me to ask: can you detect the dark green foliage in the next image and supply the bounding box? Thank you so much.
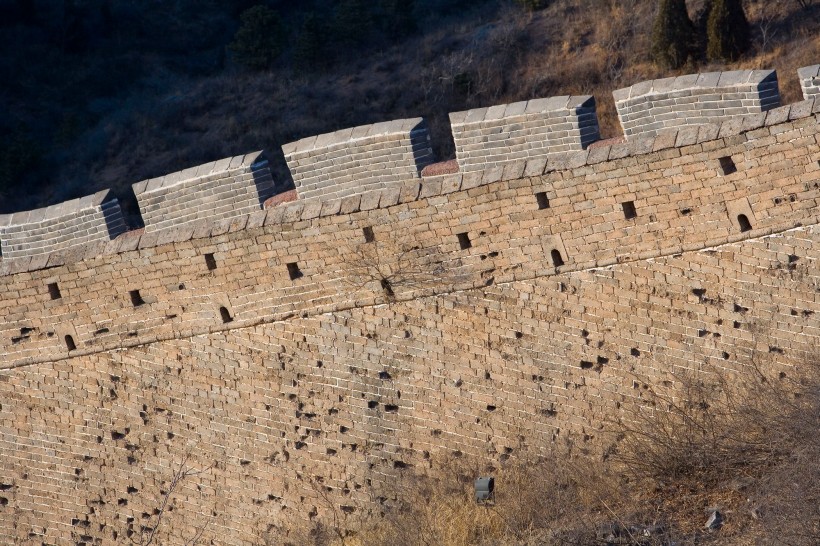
[293,12,329,73]
[514,0,549,10]
[334,0,375,49]
[229,5,286,70]
[62,1,89,54]
[380,0,417,38]
[0,131,40,196]
[651,0,696,69]
[706,0,750,62]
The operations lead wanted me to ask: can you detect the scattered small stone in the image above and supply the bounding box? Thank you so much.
[705,509,723,530]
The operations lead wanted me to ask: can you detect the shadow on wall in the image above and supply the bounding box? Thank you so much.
[112,184,144,230]
[410,119,436,176]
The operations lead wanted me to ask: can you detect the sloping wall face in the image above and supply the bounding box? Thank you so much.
[0,107,819,543]
[2,114,818,367]
[449,96,600,172]
[133,152,274,233]
[1,226,819,545]
[0,190,125,261]
[614,70,780,139]
[800,64,820,100]
[283,118,435,202]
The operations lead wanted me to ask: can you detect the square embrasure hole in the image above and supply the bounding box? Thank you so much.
[621,201,637,220]
[457,232,472,250]
[287,262,303,280]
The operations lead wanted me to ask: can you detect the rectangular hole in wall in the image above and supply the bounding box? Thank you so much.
[718,156,737,176]
[362,226,375,243]
[457,232,472,250]
[48,282,62,300]
[287,262,303,280]
[129,290,145,307]
[204,253,217,271]
[621,201,637,220]
[535,192,550,210]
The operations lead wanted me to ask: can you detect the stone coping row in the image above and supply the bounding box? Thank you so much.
[0,189,116,227]
[798,64,820,81]
[282,118,428,156]
[131,151,267,196]
[612,69,777,103]
[3,217,818,372]
[1,95,818,279]
[448,96,595,125]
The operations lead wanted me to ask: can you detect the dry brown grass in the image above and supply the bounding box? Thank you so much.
[272,357,820,546]
[34,0,817,224]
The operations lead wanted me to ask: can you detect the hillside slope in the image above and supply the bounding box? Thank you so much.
[1,0,818,222]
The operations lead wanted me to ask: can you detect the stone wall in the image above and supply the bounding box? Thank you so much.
[799,64,820,100]
[0,189,125,261]
[132,151,274,233]
[2,226,820,545]
[0,71,819,545]
[283,118,435,201]
[449,96,600,172]
[614,70,781,139]
[2,101,817,368]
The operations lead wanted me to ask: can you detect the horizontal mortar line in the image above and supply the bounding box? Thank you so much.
[0,217,816,372]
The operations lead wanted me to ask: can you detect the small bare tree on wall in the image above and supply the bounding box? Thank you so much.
[343,232,457,300]
[127,451,213,546]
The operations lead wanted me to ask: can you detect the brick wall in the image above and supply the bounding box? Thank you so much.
[0,189,125,261]
[283,118,435,202]
[0,78,819,545]
[799,64,820,100]
[449,96,600,172]
[132,151,274,233]
[614,70,781,139]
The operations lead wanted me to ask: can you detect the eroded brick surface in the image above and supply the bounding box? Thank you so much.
[0,109,818,545]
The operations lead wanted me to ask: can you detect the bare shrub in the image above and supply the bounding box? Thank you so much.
[613,362,820,544]
[342,234,464,301]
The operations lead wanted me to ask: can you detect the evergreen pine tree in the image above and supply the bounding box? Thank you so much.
[334,0,374,49]
[380,0,417,39]
[651,0,696,69]
[293,12,329,73]
[706,0,750,62]
[515,0,549,10]
[228,5,286,71]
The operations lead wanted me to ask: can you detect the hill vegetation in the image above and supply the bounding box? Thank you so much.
[275,364,820,546]
[0,0,817,223]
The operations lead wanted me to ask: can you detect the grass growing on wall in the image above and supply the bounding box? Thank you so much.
[272,361,820,546]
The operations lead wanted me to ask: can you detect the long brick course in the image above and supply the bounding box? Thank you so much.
[283,118,435,202]
[0,190,125,261]
[132,151,274,233]
[449,95,600,172]
[614,69,781,139]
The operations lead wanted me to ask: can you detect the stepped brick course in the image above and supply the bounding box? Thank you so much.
[800,64,820,100]
[614,70,780,139]
[0,69,819,545]
[132,151,274,233]
[283,118,435,202]
[0,189,125,261]
[449,95,600,172]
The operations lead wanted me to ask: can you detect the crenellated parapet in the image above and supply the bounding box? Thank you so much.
[0,189,125,261]
[614,69,780,139]
[282,118,435,201]
[0,66,816,275]
[449,95,600,172]
[799,65,820,100]
[132,151,274,233]
[1,67,820,546]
